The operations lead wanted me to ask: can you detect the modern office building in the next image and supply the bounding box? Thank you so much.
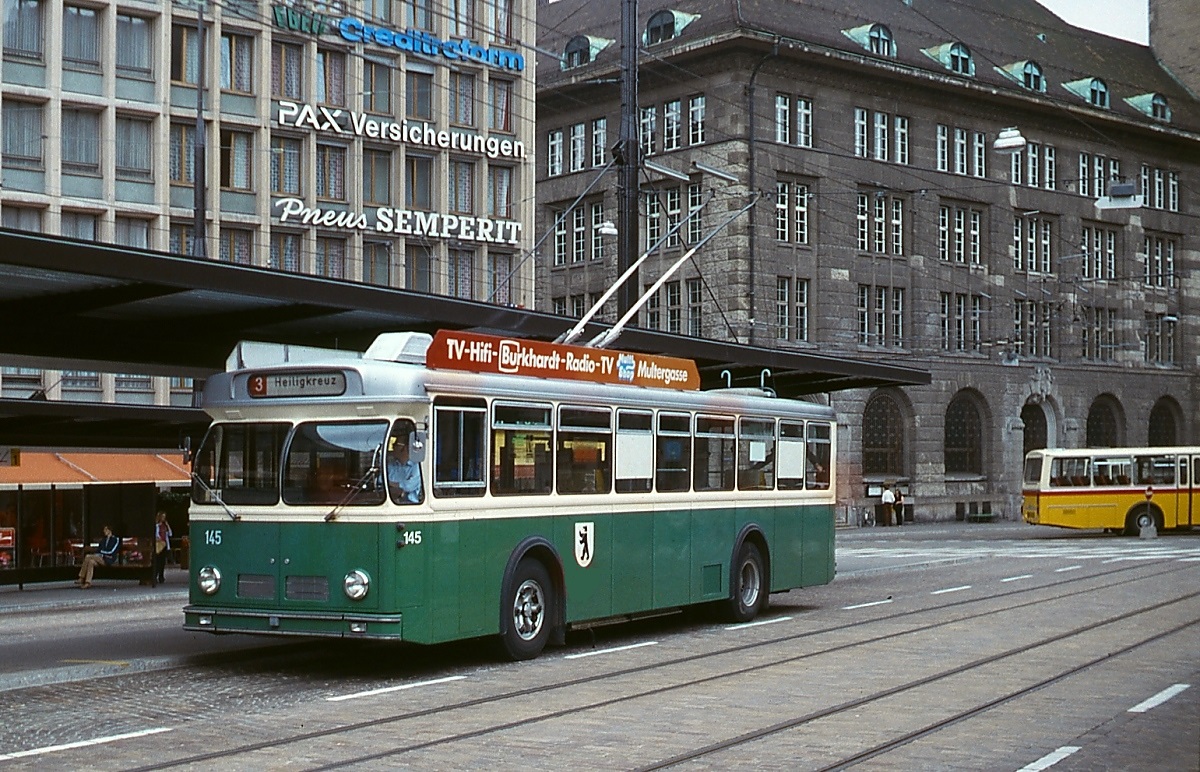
[536,0,1199,522]
[0,0,536,403]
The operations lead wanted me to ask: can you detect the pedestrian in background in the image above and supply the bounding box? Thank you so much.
[77,525,119,588]
[880,485,896,527]
[894,486,905,526]
[153,511,173,584]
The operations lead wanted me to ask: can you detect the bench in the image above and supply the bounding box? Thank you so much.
[92,563,157,584]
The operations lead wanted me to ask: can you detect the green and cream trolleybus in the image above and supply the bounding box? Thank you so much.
[185,330,837,659]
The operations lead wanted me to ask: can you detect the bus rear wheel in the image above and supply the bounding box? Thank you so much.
[1124,507,1160,536]
[499,558,553,661]
[726,542,766,623]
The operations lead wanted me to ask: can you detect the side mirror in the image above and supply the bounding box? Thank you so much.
[408,431,428,464]
[181,436,193,465]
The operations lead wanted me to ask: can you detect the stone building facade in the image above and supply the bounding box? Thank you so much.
[536,0,1198,522]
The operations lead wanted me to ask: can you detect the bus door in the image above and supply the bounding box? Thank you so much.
[1189,456,1200,527]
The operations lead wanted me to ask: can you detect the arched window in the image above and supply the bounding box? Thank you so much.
[646,10,676,45]
[563,36,591,69]
[863,394,905,476]
[1148,398,1179,446]
[944,394,982,474]
[1151,93,1171,122]
[868,24,894,57]
[1022,61,1044,91]
[948,42,972,75]
[1021,403,1047,459]
[1089,78,1109,108]
[1086,398,1120,447]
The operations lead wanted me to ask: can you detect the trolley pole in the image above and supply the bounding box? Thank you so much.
[616,0,639,317]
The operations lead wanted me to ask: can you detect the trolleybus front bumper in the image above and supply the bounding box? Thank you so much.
[184,605,403,639]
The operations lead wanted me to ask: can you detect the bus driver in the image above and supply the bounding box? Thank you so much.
[387,434,423,504]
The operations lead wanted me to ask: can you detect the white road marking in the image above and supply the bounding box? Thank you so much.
[564,641,658,659]
[1128,683,1190,713]
[1016,745,1081,771]
[931,585,971,595]
[1054,565,1082,572]
[1001,574,1034,582]
[0,728,173,761]
[726,615,793,630]
[326,675,466,702]
[842,599,894,610]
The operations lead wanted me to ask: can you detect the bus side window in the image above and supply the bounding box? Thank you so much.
[656,412,692,493]
[433,399,487,498]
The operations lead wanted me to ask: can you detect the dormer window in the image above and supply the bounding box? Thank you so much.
[948,43,972,75]
[1022,61,1044,92]
[1152,93,1171,121]
[868,24,894,57]
[644,9,699,45]
[1089,78,1109,108]
[564,36,591,69]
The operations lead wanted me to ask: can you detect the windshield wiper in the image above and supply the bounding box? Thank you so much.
[191,473,241,521]
[325,446,383,522]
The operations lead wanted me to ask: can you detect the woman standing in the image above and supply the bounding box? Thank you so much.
[153,511,173,584]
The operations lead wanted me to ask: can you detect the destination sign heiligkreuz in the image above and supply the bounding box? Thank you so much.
[426,331,700,391]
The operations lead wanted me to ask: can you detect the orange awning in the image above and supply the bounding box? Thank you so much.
[0,452,190,487]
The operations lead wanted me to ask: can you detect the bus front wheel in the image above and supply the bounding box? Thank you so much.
[499,558,553,661]
[726,542,766,623]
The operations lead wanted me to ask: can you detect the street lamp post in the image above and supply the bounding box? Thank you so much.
[616,0,639,317]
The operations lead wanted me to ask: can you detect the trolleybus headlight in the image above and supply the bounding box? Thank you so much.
[198,565,222,595]
[343,569,370,600]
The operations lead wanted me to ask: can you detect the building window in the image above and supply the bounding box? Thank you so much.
[488,166,513,218]
[640,106,657,156]
[856,192,905,255]
[169,123,196,184]
[218,129,252,190]
[857,284,904,346]
[115,14,151,74]
[1013,301,1053,358]
[591,117,607,167]
[364,60,392,113]
[219,228,253,265]
[646,10,676,45]
[663,99,681,151]
[591,203,606,261]
[448,248,475,299]
[364,241,392,286]
[3,101,43,167]
[405,155,432,209]
[4,0,43,58]
[775,181,809,245]
[572,207,586,262]
[948,42,972,75]
[405,0,433,31]
[449,159,475,214]
[271,136,302,195]
[1144,313,1177,365]
[407,244,432,291]
[63,5,99,68]
[60,211,97,241]
[1151,94,1171,122]
[363,149,392,205]
[490,79,514,132]
[1022,61,1044,91]
[270,232,301,272]
[863,394,904,476]
[1080,306,1116,361]
[1081,225,1117,280]
[1,207,42,232]
[552,210,566,266]
[272,41,303,99]
[569,122,585,172]
[365,0,392,23]
[316,48,347,106]
[315,236,346,279]
[488,252,513,304]
[449,71,476,127]
[1013,214,1053,273]
[62,108,100,173]
[1089,78,1109,108]
[868,24,894,56]
[686,278,702,336]
[689,95,706,145]
[1143,234,1176,288]
[687,183,702,244]
[547,129,563,176]
[406,70,433,119]
[665,187,681,248]
[944,394,982,474]
[169,222,195,256]
[220,32,253,92]
[114,217,150,248]
[171,23,203,85]
[315,144,347,200]
[938,204,982,264]
[484,0,514,43]
[564,36,590,68]
[645,194,661,249]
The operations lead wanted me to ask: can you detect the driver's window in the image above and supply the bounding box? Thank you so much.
[387,419,424,505]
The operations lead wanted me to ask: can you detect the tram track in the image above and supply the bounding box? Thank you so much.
[122,559,1199,771]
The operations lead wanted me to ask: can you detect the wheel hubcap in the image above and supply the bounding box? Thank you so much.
[739,561,761,607]
[513,579,545,641]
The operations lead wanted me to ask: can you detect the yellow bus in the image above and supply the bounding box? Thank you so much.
[1022,447,1200,534]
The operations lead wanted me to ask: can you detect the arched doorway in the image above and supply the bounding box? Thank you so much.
[1086,396,1123,448]
[1148,398,1180,446]
[945,393,984,474]
[1021,403,1047,459]
[863,393,905,478]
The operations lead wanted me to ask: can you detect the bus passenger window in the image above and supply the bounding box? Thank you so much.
[777,421,806,490]
[615,410,653,493]
[738,418,775,490]
[694,415,734,492]
[433,399,486,498]
[557,407,612,495]
[386,420,424,505]
[491,403,553,496]
[806,422,831,490]
[656,412,691,493]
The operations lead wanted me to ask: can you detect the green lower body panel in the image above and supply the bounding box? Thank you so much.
[183,604,403,639]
